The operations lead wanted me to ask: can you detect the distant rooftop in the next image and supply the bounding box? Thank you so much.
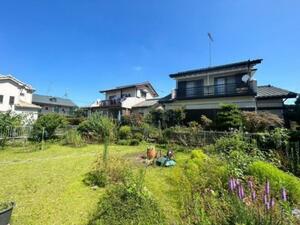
[0,74,34,91]
[257,85,298,99]
[100,81,158,97]
[132,99,159,108]
[169,59,263,78]
[32,94,77,107]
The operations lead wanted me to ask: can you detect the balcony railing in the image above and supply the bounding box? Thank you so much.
[176,82,256,99]
[98,99,122,107]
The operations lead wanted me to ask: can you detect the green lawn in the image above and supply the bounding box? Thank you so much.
[0,143,189,225]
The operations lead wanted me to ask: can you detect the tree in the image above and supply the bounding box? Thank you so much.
[216,104,243,131]
[164,108,186,128]
[31,113,67,141]
[242,111,283,132]
[78,113,116,164]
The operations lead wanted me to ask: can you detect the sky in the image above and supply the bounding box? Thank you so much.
[0,0,299,106]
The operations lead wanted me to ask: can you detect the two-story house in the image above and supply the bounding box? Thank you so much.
[88,81,158,118]
[0,75,41,121]
[159,59,298,121]
[32,94,77,116]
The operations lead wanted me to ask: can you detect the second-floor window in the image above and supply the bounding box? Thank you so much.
[140,90,147,98]
[0,95,3,104]
[9,96,15,105]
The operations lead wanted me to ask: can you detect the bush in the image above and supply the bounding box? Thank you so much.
[249,161,300,204]
[216,104,243,131]
[243,111,284,132]
[116,139,130,146]
[88,171,165,225]
[121,114,144,127]
[118,125,132,139]
[212,133,257,155]
[30,113,67,142]
[255,128,289,151]
[200,115,213,130]
[77,113,116,143]
[0,113,22,147]
[129,139,139,146]
[84,156,132,188]
[62,129,85,147]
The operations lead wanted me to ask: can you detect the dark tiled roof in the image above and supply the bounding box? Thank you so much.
[99,81,158,97]
[32,94,77,107]
[132,99,159,108]
[158,94,173,103]
[257,85,298,99]
[169,59,263,78]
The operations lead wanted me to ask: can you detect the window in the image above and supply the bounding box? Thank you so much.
[54,106,59,113]
[140,90,147,98]
[0,95,3,104]
[121,93,131,98]
[20,93,25,96]
[9,96,15,105]
[109,95,116,100]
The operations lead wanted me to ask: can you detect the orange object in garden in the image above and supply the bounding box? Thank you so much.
[146,146,157,160]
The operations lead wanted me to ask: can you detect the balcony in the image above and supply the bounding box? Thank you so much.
[176,82,256,100]
[98,99,122,107]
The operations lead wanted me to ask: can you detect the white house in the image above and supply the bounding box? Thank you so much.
[0,75,41,123]
[86,81,159,118]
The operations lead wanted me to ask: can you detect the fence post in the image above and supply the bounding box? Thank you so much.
[41,127,45,151]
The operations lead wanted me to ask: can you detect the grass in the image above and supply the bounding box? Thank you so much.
[0,143,189,225]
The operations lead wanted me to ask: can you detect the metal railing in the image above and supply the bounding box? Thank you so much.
[98,99,122,107]
[176,82,255,99]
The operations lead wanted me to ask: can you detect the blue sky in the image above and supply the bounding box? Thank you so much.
[0,0,299,106]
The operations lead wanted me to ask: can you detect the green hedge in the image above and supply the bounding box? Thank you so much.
[249,161,300,204]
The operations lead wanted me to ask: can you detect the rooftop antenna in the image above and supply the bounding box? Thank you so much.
[64,89,69,98]
[208,32,214,67]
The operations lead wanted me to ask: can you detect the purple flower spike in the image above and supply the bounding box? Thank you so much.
[248,180,253,190]
[263,194,268,205]
[265,180,270,196]
[229,178,235,192]
[270,198,275,208]
[238,184,245,199]
[281,188,287,201]
[251,190,256,201]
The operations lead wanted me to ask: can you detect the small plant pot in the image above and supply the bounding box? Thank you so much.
[147,147,156,160]
[0,202,15,225]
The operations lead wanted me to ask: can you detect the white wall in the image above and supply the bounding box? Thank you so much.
[164,96,256,110]
[0,80,32,112]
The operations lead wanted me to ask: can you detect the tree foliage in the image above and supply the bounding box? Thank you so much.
[242,111,283,132]
[31,113,67,141]
[216,104,243,131]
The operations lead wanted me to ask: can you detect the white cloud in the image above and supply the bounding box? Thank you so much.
[132,66,143,71]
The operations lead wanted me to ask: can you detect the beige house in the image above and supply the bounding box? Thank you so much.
[32,94,77,116]
[87,82,158,118]
[159,59,297,121]
[0,75,41,122]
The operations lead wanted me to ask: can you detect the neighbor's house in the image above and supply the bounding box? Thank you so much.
[32,94,77,115]
[0,75,41,121]
[86,82,158,118]
[159,59,298,121]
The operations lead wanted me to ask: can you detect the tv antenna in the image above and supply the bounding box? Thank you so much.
[208,32,214,67]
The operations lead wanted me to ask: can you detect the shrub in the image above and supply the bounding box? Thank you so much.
[84,156,132,187]
[62,129,85,147]
[249,161,300,204]
[116,139,130,145]
[243,111,284,132]
[118,125,132,139]
[129,139,139,146]
[255,128,289,151]
[132,131,144,141]
[30,113,67,142]
[88,170,165,225]
[213,133,257,154]
[121,114,144,127]
[0,113,22,147]
[77,113,116,143]
[164,108,186,128]
[216,104,243,131]
[200,115,213,130]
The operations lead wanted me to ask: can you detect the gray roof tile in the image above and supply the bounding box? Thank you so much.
[32,94,77,107]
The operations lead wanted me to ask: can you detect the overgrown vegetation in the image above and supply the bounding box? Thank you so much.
[30,113,67,141]
[0,112,22,147]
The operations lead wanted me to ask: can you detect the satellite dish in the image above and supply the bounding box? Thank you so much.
[242,74,250,83]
